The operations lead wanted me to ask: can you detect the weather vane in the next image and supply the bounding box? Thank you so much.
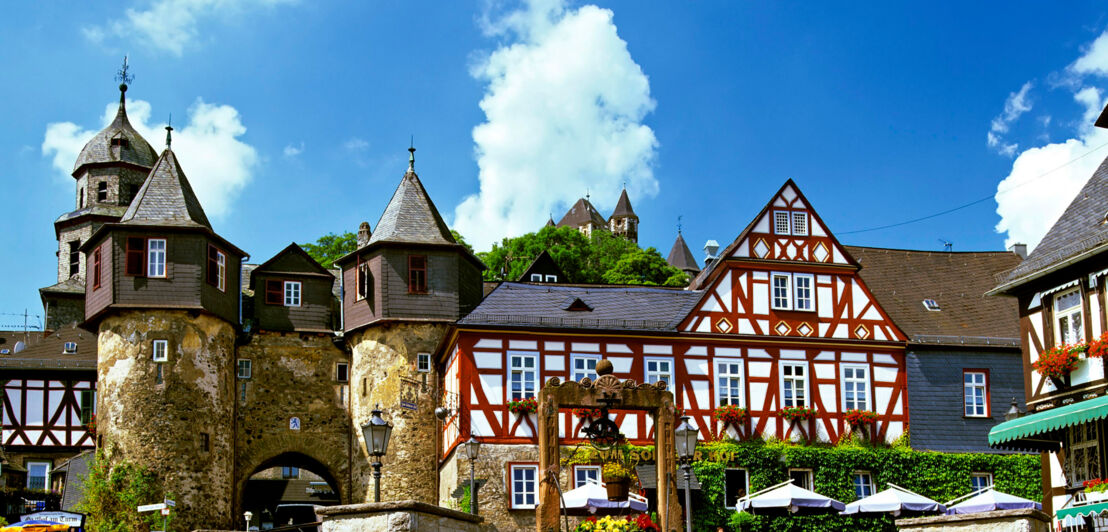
[115,55,134,87]
[677,215,683,234]
[165,114,173,148]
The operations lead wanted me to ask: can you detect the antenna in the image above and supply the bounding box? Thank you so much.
[165,114,173,148]
[938,239,952,252]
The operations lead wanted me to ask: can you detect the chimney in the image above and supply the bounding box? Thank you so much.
[1008,242,1027,259]
[357,221,372,247]
[703,240,720,268]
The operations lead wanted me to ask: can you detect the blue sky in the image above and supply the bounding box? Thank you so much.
[3,1,1108,328]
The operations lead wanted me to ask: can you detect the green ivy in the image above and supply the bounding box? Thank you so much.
[77,450,176,532]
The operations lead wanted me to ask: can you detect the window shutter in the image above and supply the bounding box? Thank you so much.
[265,279,283,305]
[207,245,219,287]
[126,237,146,276]
[93,247,102,289]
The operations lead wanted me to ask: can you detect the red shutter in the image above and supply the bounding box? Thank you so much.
[125,237,146,276]
[207,245,219,287]
[265,279,283,305]
[93,247,102,289]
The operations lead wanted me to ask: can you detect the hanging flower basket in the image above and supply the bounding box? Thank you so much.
[574,408,602,419]
[843,409,877,427]
[1032,344,1084,386]
[712,405,749,428]
[780,406,818,423]
[508,397,538,415]
[601,462,635,502]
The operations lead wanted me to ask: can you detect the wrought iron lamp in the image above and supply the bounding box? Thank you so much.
[1005,398,1023,422]
[675,416,699,532]
[243,510,253,531]
[464,436,482,515]
[361,404,393,502]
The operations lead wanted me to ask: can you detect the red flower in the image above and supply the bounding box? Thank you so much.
[573,408,602,419]
[508,397,538,414]
[780,406,818,422]
[1032,344,1083,381]
[1089,333,1108,358]
[843,409,878,426]
[712,405,749,427]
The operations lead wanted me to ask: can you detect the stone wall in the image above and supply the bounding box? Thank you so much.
[896,509,1051,532]
[234,331,352,512]
[97,310,237,531]
[318,500,488,532]
[45,296,85,331]
[349,322,447,505]
[56,224,93,284]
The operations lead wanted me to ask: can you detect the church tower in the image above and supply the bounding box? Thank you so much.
[82,130,246,530]
[337,147,484,505]
[608,188,639,243]
[41,68,158,330]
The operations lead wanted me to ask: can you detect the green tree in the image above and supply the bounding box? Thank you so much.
[450,229,474,254]
[301,232,357,269]
[601,247,689,286]
[78,451,174,532]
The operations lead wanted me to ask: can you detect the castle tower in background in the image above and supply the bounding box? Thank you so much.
[336,147,484,505]
[82,132,247,530]
[41,77,157,330]
[608,187,639,243]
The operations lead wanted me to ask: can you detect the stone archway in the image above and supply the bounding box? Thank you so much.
[536,362,683,532]
[234,436,352,525]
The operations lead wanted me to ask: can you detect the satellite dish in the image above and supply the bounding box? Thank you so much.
[14,341,25,353]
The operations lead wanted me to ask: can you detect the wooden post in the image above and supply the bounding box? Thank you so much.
[654,402,682,531]
[536,395,560,532]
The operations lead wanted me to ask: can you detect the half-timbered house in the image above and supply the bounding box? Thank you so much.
[437,180,910,527]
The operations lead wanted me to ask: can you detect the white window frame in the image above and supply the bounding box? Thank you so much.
[788,468,813,490]
[216,250,226,292]
[794,273,814,311]
[964,371,988,418]
[417,353,431,373]
[780,361,808,408]
[152,339,168,362]
[284,281,302,307]
[508,351,539,401]
[574,465,601,488]
[510,464,539,509]
[970,472,993,492]
[771,273,792,310]
[530,273,542,282]
[714,358,745,408]
[147,238,166,278]
[545,274,558,282]
[773,211,791,235]
[644,357,675,393]
[63,342,77,354]
[724,468,749,509]
[852,471,875,499]
[841,364,870,411]
[26,461,51,491]
[791,212,809,236]
[237,359,252,379]
[1054,287,1085,345]
[571,354,601,382]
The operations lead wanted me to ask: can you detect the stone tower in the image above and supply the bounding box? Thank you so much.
[41,81,157,330]
[608,187,639,243]
[83,141,246,531]
[337,147,484,505]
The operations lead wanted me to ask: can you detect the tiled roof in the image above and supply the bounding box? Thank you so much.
[610,189,637,219]
[848,246,1021,344]
[119,149,212,229]
[995,155,1108,291]
[367,165,456,246]
[557,198,607,228]
[666,233,699,273]
[459,282,702,331]
[72,90,158,175]
[0,324,97,369]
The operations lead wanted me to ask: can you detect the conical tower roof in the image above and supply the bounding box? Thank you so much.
[557,198,607,228]
[119,148,211,229]
[72,85,158,177]
[367,149,456,246]
[610,188,637,219]
[667,232,699,273]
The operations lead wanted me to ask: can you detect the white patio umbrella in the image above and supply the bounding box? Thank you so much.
[841,483,946,516]
[944,488,1041,515]
[560,480,648,514]
[738,480,845,514]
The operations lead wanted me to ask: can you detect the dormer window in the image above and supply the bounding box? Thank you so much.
[531,274,542,282]
[63,342,77,354]
[564,297,592,312]
[922,299,941,311]
[110,138,130,149]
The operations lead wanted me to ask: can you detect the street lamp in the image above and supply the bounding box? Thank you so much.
[464,436,481,515]
[361,404,393,502]
[675,416,699,532]
[243,510,253,531]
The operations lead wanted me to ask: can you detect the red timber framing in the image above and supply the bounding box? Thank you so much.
[2,377,96,448]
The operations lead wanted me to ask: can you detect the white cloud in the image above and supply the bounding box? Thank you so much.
[1072,31,1108,78]
[42,97,257,219]
[987,81,1033,156]
[283,142,304,158]
[84,0,295,56]
[343,138,369,152]
[453,0,659,251]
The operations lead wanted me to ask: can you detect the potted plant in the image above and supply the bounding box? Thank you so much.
[780,406,818,423]
[1086,478,1108,502]
[508,397,538,415]
[1032,344,1084,388]
[601,462,635,501]
[712,405,749,429]
[576,515,651,532]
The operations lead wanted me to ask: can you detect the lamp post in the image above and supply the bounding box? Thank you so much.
[675,416,699,532]
[464,436,481,515]
[243,510,253,531]
[361,404,393,503]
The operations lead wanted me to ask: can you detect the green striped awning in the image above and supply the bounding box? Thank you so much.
[988,395,1108,451]
[1057,501,1108,523]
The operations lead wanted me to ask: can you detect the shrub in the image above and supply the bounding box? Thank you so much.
[77,450,174,532]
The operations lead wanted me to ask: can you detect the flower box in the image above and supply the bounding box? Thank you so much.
[508,397,538,415]
[1033,344,1084,386]
[843,409,877,427]
[712,405,749,428]
[780,406,818,423]
[574,408,602,419]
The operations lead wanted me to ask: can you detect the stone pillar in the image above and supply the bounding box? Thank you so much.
[653,404,682,531]
[536,396,560,532]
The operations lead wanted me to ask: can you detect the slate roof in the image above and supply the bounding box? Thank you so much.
[54,204,129,226]
[459,282,702,331]
[367,159,456,246]
[610,189,637,219]
[557,198,608,228]
[994,155,1108,292]
[72,88,158,175]
[119,148,212,229]
[848,246,1021,345]
[0,324,97,369]
[666,233,699,273]
[40,276,85,296]
[55,450,93,511]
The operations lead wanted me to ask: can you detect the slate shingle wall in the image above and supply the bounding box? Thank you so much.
[907,346,1026,452]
